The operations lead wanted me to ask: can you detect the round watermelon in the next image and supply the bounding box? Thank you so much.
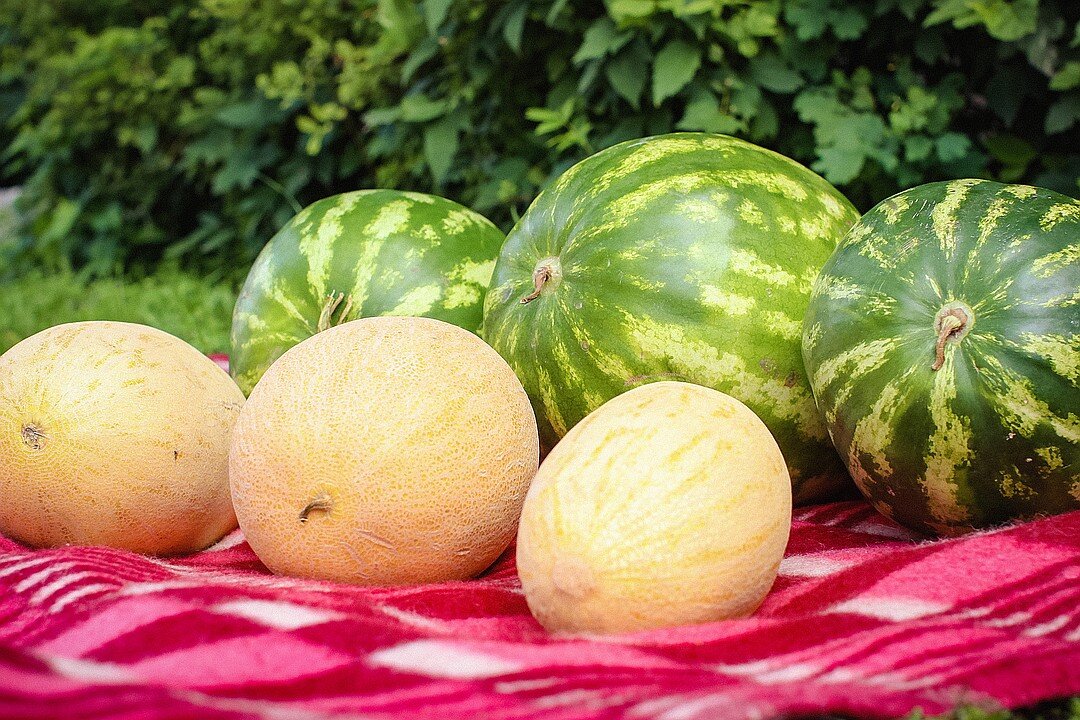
[231,190,504,394]
[481,133,860,503]
[803,179,1080,536]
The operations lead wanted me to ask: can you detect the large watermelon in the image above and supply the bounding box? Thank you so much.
[481,133,860,503]
[803,179,1080,536]
[231,190,504,394]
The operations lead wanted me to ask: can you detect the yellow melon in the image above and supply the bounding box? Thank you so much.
[0,321,243,554]
[516,381,792,634]
[229,316,539,585]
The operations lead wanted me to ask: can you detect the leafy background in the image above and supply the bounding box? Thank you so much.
[1,0,1078,285]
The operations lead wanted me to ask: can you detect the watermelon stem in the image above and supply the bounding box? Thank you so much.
[521,266,552,304]
[317,292,355,332]
[931,307,970,371]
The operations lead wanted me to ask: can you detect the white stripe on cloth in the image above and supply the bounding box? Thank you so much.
[13,563,79,593]
[213,599,343,630]
[48,583,115,614]
[368,640,522,679]
[30,572,100,605]
[826,597,950,621]
[777,555,853,577]
[46,655,135,684]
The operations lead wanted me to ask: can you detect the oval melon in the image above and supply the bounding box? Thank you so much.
[516,381,791,634]
[0,321,243,554]
[229,316,539,585]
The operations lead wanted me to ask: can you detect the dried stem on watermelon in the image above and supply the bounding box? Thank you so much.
[932,307,970,371]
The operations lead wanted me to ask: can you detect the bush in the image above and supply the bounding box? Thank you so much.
[2,0,1078,279]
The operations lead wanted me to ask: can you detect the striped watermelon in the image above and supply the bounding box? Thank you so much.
[230,190,504,394]
[481,133,860,503]
[803,179,1080,536]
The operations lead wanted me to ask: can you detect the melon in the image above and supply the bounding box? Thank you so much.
[481,132,859,504]
[229,316,539,585]
[516,381,792,634]
[230,189,505,395]
[0,321,243,554]
[803,179,1080,536]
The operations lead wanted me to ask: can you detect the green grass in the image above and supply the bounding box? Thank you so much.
[908,698,1080,720]
[0,268,238,355]
[800,697,1079,720]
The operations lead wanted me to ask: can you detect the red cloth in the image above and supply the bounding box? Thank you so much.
[0,501,1077,719]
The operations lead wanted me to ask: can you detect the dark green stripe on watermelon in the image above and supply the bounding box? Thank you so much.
[231,190,504,394]
[481,133,861,504]
[803,179,1080,536]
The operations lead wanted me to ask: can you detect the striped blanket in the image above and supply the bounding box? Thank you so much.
[1,500,1077,719]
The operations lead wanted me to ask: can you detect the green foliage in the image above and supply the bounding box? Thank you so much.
[2,0,1079,277]
[903,697,1080,720]
[0,267,235,354]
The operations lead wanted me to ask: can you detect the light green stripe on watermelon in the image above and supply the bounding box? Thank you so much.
[482,132,860,503]
[1040,201,1080,231]
[879,194,911,224]
[231,189,505,394]
[1021,334,1079,384]
[1032,243,1079,278]
[849,374,913,485]
[931,179,977,260]
[921,351,973,530]
[804,179,1080,536]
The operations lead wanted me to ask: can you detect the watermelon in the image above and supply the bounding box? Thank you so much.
[803,179,1080,536]
[481,133,860,503]
[231,190,504,394]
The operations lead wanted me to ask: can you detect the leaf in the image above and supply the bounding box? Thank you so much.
[399,94,448,122]
[1046,95,1080,135]
[377,0,424,53]
[830,7,868,39]
[403,37,439,82]
[216,100,273,129]
[924,0,1037,41]
[424,117,459,183]
[814,146,865,184]
[904,135,933,162]
[1050,61,1080,91]
[525,98,575,135]
[606,0,657,25]
[573,18,629,64]
[212,148,264,194]
[677,89,718,129]
[577,59,602,93]
[181,131,232,169]
[748,53,803,94]
[363,107,401,126]
[423,0,453,32]
[677,90,742,134]
[503,1,529,54]
[785,0,828,40]
[935,132,971,162]
[970,0,1038,41]
[605,52,648,107]
[545,0,571,26]
[652,40,701,105]
[984,134,1036,166]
